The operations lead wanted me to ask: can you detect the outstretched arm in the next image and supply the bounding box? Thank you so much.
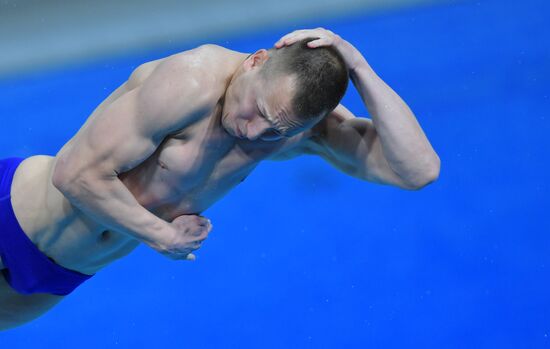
[275,28,440,189]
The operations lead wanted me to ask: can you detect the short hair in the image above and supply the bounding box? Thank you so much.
[261,38,349,121]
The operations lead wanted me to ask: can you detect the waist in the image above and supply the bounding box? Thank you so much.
[9,156,138,274]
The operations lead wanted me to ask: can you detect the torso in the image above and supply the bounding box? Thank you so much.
[6,46,310,275]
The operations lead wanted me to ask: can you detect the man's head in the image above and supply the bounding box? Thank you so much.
[222,39,349,141]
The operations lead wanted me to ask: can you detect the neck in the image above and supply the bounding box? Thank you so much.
[227,53,249,84]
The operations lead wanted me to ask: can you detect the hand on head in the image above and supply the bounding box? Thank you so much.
[274,27,366,71]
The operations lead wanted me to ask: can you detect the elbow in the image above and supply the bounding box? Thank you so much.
[404,156,441,190]
[53,158,116,200]
[52,158,93,198]
[52,159,77,195]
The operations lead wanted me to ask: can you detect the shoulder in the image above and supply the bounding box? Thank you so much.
[167,44,238,75]
[265,125,325,162]
[312,104,357,136]
[126,44,241,129]
[303,104,358,149]
[192,44,242,60]
[193,43,230,56]
[136,46,230,108]
[131,44,240,95]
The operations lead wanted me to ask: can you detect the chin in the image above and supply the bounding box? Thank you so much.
[220,120,231,135]
[220,113,229,130]
[220,117,236,137]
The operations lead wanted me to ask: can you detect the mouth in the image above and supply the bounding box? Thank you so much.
[221,117,242,138]
[235,124,245,138]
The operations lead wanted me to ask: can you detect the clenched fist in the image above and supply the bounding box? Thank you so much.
[150,214,213,261]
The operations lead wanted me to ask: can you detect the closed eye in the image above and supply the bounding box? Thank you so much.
[260,128,284,141]
[258,109,285,136]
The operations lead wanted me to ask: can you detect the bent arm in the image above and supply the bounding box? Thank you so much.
[53,56,214,249]
[348,59,440,188]
[275,29,440,189]
[308,98,439,190]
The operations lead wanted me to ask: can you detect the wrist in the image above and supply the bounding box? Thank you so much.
[139,219,173,247]
[337,40,367,73]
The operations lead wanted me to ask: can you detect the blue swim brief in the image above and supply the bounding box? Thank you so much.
[0,157,93,296]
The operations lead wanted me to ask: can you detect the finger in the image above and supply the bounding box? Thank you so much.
[275,30,314,48]
[276,33,306,47]
[192,229,203,237]
[275,31,301,47]
[190,238,205,249]
[283,34,323,48]
[167,252,192,261]
[185,253,196,261]
[198,226,211,239]
[194,215,209,226]
[194,237,207,245]
[191,224,211,237]
[201,218,213,230]
[307,38,331,48]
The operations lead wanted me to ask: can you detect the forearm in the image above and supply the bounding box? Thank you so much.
[351,60,440,186]
[53,170,170,247]
[273,28,440,187]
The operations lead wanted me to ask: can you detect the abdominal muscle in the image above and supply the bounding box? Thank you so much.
[8,155,139,275]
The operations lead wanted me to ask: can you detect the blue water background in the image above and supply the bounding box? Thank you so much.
[0,0,549,347]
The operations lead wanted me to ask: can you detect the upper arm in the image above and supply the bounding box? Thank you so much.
[300,104,415,189]
[54,55,215,182]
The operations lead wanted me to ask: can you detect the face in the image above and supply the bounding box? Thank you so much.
[221,51,312,142]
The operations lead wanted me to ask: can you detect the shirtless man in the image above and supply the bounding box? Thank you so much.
[0,28,440,330]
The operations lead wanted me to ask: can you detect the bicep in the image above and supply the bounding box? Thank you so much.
[307,104,412,188]
[57,87,165,179]
[57,59,210,178]
[87,88,164,173]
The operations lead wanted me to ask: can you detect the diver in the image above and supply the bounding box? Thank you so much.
[0,28,440,330]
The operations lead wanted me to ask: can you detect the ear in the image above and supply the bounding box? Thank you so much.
[243,49,269,71]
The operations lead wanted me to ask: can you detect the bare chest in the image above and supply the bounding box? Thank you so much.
[121,116,294,219]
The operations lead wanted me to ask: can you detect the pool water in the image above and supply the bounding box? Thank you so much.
[0,0,549,347]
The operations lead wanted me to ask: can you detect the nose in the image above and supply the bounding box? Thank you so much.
[245,119,271,141]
